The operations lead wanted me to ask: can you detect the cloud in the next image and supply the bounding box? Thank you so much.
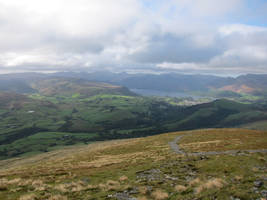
[0,0,266,75]
[156,25,267,74]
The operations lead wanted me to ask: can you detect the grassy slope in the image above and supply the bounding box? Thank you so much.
[0,128,266,200]
[179,128,267,152]
[237,120,267,131]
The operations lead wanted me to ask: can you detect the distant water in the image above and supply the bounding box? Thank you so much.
[130,89,201,99]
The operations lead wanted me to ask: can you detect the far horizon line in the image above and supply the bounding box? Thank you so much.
[1,70,267,78]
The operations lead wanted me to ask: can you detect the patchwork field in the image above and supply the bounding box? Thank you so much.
[1,77,267,160]
[0,128,266,200]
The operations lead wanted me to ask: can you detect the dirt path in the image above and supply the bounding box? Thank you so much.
[169,134,267,156]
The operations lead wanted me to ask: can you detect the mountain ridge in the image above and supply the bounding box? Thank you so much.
[2,72,266,96]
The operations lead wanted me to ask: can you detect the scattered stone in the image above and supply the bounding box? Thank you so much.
[113,192,137,200]
[164,174,178,181]
[128,187,139,195]
[230,196,240,200]
[254,181,264,188]
[260,190,267,198]
[200,155,208,160]
[81,178,90,184]
[136,169,162,182]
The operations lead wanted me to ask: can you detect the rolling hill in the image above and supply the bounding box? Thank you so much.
[0,74,267,160]
[1,87,266,160]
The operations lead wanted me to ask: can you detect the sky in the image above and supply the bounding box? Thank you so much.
[0,0,267,75]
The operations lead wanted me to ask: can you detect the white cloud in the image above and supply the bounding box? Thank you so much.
[0,0,266,75]
[219,24,267,36]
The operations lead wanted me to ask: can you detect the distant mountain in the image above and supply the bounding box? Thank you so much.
[0,79,36,94]
[0,75,135,97]
[52,72,267,96]
[217,74,267,94]
[1,72,267,98]
[52,72,226,92]
[30,77,136,97]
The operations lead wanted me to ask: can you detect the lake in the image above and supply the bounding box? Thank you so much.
[130,89,202,99]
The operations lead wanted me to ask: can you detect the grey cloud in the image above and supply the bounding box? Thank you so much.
[129,33,224,64]
[43,34,105,54]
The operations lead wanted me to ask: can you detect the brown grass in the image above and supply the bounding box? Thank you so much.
[98,183,106,191]
[139,186,149,195]
[106,180,121,191]
[119,175,128,182]
[138,197,148,200]
[151,189,169,200]
[234,175,243,181]
[86,184,98,190]
[179,129,267,152]
[7,178,22,185]
[189,178,201,186]
[0,178,8,191]
[18,179,33,186]
[195,178,226,194]
[55,184,68,193]
[48,194,68,200]
[71,184,85,192]
[175,185,187,192]
[19,194,37,200]
[55,181,87,193]
[32,179,49,191]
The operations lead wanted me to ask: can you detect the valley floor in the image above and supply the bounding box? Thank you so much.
[0,128,266,200]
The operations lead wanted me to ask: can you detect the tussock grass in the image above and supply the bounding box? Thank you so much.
[195,178,226,194]
[151,189,169,200]
[189,178,201,186]
[138,197,148,200]
[119,175,128,182]
[106,180,121,191]
[175,185,187,192]
[138,186,149,195]
[55,184,68,193]
[48,194,68,200]
[19,193,37,200]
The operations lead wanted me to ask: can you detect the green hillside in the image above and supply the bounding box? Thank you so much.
[1,84,267,160]
[0,77,267,160]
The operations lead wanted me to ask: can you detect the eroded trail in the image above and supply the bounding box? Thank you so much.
[169,134,267,156]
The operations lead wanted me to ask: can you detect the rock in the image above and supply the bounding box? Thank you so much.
[254,181,264,188]
[136,169,162,182]
[164,174,178,181]
[128,188,139,195]
[113,192,137,200]
[260,190,267,198]
[81,177,90,184]
[230,197,240,200]
[200,155,208,160]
